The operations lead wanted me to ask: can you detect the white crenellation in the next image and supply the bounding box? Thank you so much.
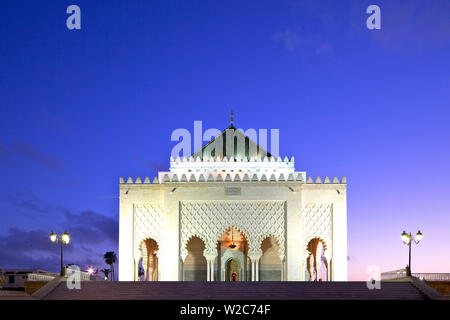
[170,156,295,178]
[121,174,346,185]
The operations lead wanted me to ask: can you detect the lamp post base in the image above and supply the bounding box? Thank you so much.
[406,266,411,277]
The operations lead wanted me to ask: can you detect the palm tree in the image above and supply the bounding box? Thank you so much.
[104,251,117,281]
[101,268,111,281]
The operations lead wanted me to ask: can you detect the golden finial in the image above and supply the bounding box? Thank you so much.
[230,110,234,125]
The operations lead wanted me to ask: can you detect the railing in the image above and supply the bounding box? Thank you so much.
[381,269,408,280]
[27,273,57,281]
[413,273,450,281]
[381,269,450,281]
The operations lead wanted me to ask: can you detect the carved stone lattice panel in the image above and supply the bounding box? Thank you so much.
[180,201,286,261]
[300,203,333,257]
[133,204,164,260]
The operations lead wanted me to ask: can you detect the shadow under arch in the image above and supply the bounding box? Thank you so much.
[259,235,282,281]
[139,238,159,281]
[184,236,207,281]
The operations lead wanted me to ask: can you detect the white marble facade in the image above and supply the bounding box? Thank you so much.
[119,125,347,281]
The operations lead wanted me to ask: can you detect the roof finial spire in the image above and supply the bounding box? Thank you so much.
[230,109,234,125]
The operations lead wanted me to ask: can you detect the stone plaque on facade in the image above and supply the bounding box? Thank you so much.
[225,187,241,195]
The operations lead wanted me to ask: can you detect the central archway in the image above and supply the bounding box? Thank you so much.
[217,226,249,281]
[225,259,240,281]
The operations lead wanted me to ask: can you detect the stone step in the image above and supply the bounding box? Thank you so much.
[43,281,428,300]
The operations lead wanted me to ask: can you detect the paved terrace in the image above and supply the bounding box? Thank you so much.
[39,281,431,300]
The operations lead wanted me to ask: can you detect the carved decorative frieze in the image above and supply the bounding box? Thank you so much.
[133,204,164,260]
[180,201,286,262]
[300,203,333,257]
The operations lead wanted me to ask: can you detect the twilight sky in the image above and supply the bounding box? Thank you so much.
[0,0,449,280]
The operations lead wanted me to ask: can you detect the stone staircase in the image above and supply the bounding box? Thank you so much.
[42,281,429,300]
[0,290,34,300]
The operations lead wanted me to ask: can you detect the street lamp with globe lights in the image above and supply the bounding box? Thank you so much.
[50,231,70,276]
[87,267,97,279]
[401,230,423,276]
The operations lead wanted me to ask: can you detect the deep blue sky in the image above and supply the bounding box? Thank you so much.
[0,0,449,279]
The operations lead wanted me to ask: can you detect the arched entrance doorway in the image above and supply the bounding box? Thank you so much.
[260,236,282,281]
[217,226,248,281]
[225,259,239,281]
[139,238,159,281]
[305,238,329,281]
[184,236,207,281]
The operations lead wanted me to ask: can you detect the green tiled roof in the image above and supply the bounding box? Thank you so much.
[191,125,272,160]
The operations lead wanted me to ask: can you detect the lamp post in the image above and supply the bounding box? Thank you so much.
[50,231,70,276]
[401,230,423,276]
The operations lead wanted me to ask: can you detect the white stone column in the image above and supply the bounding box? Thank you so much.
[328,258,332,281]
[180,259,184,281]
[249,252,262,281]
[155,251,162,281]
[205,253,217,282]
[327,263,331,281]
[210,261,214,281]
[134,258,139,281]
[300,256,306,281]
[207,261,210,281]
[251,261,255,281]
[255,259,260,281]
[324,252,332,282]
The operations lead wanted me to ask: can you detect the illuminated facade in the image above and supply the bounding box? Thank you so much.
[119,123,347,281]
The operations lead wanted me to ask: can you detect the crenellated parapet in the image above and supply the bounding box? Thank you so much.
[121,172,305,184]
[305,176,347,184]
[169,156,295,175]
[170,155,295,163]
[120,174,346,184]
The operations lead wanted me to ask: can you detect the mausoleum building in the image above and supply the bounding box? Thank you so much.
[119,122,347,281]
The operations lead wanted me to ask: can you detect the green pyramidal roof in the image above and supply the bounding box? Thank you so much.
[191,125,272,161]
